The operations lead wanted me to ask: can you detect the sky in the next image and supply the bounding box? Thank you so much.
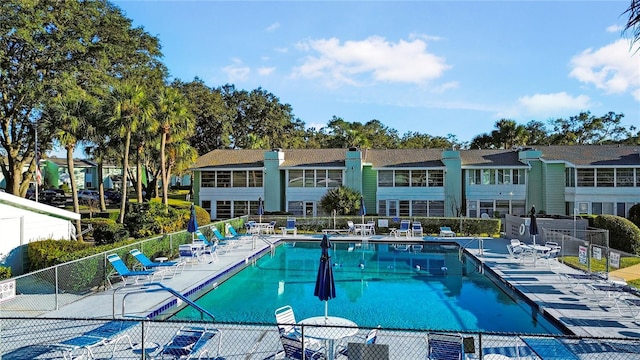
[104,0,638,147]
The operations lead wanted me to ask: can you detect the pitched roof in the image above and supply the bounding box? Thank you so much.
[460,149,527,167]
[539,145,640,166]
[192,149,265,169]
[363,149,445,168]
[279,149,346,167]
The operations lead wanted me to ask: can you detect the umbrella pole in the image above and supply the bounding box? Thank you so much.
[324,301,328,319]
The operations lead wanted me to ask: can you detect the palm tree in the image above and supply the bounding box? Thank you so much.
[624,0,640,52]
[42,89,95,241]
[155,86,193,207]
[104,82,154,223]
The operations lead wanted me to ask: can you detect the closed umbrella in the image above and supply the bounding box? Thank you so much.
[187,204,198,240]
[314,234,336,319]
[359,196,366,226]
[258,197,264,223]
[529,206,539,246]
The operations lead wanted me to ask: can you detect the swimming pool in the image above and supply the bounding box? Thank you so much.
[174,241,562,334]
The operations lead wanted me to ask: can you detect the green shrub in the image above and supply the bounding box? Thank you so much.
[594,214,640,255]
[0,266,11,280]
[93,220,129,245]
[27,240,93,271]
[629,203,640,229]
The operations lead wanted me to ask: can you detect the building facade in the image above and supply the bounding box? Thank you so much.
[190,145,640,221]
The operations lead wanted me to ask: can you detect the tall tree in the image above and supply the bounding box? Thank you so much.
[155,86,194,208]
[549,111,630,144]
[105,82,154,223]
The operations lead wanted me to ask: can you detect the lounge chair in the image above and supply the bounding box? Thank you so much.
[278,335,326,360]
[227,223,251,237]
[54,320,137,359]
[280,217,297,236]
[178,244,200,265]
[106,254,160,288]
[213,227,241,248]
[129,249,185,277]
[153,325,221,359]
[439,227,456,237]
[427,332,472,360]
[396,220,411,238]
[412,221,423,237]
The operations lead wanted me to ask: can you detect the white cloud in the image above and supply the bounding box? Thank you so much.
[606,24,622,33]
[265,22,280,32]
[258,67,275,76]
[291,36,450,87]
[431,81,459,94]
[222,59,250,82]
[569,39,640,100]
[518,92,591,115]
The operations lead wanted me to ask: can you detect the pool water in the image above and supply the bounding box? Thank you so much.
[174,242,561,334]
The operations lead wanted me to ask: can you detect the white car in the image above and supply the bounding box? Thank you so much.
[77,190,99,203]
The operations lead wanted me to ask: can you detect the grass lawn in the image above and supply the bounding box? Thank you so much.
[561,256,640,289]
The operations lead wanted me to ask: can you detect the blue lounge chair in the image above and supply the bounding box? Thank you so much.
[179,244,200,265]
[154,325,221,359]
[212,227,241,248]
[439,226,456,237]
[396,220,411,238]
[412,221,423,237]
[129,249,185,277]
[280,217,297,236]
[337,326,380,357]
[106,254,159,288]
[55,320,137,359]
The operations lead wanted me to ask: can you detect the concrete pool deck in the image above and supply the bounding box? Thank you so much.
[4,232,640,359]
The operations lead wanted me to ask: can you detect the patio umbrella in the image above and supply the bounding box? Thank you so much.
[529,206,539,246]
[258,197,264,223]
[314,234,336,319]
[359,196,366,226]
[187,204,198,240]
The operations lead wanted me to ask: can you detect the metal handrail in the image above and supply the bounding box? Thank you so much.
[113,282,215,321]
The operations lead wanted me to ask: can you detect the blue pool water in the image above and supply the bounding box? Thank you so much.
[175,241,562,334]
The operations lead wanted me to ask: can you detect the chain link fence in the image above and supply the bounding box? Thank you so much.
[1,218,246,317]
[1,317,640,359]
[543,227,640,278]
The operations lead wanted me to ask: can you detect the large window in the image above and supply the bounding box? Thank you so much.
[378,169,444,187]
[201,172,216,187]
[596,168,614,187]
[248,170,263,187]
[471,169,525,185]
[288,170,303,187]
[232,171,247,187]
[327,170,342,187]
[288,169,343,188]
[216,200,231,219]
[378,199,444,216]
[288,201,303,216]
[216,171,231,188]
[577,169,594,187]
[617,168,634,187]
[481,170,496,185]
[412,200,428,216]
[513,169,525,185]
[497,169,511,184]
[565,168,575,187]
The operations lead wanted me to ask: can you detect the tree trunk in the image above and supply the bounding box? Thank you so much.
[118,132,131,224]
[97,161,106,211]
[136,144,143,203]
[160,129,168,211]
[67,145,83,242]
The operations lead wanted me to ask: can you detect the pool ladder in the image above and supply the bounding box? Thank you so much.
[113,282,215,321]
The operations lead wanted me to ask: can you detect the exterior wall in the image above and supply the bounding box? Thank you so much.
[526,160,543,213]
[542,162,567,215]
[0,192,79,275]
[361,166,376,214]
[442,150,461,217]
[345,149,362,192]
[264,150,284,212]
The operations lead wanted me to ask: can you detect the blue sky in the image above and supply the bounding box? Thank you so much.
[108,0,638,146]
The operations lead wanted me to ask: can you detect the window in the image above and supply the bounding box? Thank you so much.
[429,201,445,217]
[399,200,410,216]
[480,201,494,217]
[596,168,614,187]
[234,201,248,216]
[216,200,231,219]
[216,171,231,188]
[616,168,634,187]
[395,170,410,187]
[411,170,426,187]
[201,200,211,214]
[495,200,509,217]
[428,170,444,187]
[288,201,303,216]
[497,169,510,185]
[577,169,594,187]
[592,202,602,215]
[482,169,495,185]
[327,170,342,187]
[378,170,393,187]
[248,170,263,187]
[201,172,215,187]
[316,170,327,187]
[288,170,303,187]
[304,170,315,188]
[565,168,575,187]
[232,171,247,187]
[378,200,387,216]
[412,200,428,216]
[469,170,481,185]
[513,169,525,185]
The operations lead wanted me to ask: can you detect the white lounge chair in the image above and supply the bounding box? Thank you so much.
[396,220,411,238]
[439,227,455,237]
[280,217,297,236]
[412,221,423,237]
